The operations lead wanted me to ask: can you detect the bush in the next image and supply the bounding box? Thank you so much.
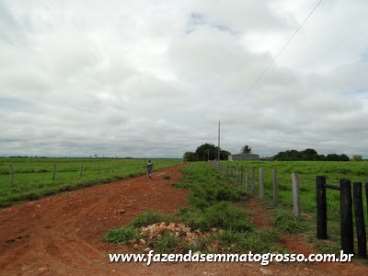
[202,202,253,232]
[152,231,180,253]
[183,152,198,162]
[273,209,307,233]
[216,229,282,253]
[104,226,139,244]
[180,203,253,232]
[178,207,206,230]
[216,230,243,247]
[188,180,241,209]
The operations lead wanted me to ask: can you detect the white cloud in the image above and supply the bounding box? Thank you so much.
[0,0,368,157]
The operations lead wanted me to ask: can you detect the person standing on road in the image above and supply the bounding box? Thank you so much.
[146,160,153,179]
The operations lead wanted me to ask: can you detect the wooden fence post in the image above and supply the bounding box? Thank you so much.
[340,179,354,254]
[259,168,264,199]
[272,168,278,206]
[52,164,56,181]
[291,173,300,217]
[316,176,327,239]
[353,182,367,258]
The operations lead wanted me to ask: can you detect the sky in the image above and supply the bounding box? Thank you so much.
[0,0,368,158]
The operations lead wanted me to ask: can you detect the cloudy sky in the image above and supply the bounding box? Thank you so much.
[0,0,367,158]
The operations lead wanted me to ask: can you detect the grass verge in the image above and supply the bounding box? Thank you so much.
[105,163,285,254]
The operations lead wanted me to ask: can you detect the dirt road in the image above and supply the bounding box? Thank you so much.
[1,166,368,275]
[0,167,188,275]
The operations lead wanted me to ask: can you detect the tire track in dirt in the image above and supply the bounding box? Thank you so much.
[0,166,188,275]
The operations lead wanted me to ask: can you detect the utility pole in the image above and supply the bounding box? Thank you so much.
[217,120,221,162]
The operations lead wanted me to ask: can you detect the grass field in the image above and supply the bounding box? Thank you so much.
[3,158,367,254]
[218,160,368,253]
[0,157,180,207]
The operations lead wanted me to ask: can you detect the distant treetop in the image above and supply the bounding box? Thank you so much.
[183,143,231,162]
[273,148,350,161]
[241,145,252,154]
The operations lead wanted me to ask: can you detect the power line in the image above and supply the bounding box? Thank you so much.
[247,0,324,91]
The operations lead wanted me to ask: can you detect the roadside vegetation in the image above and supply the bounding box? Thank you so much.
[106,160,368,255]
[0,157,180,207]
[105,163,284,254]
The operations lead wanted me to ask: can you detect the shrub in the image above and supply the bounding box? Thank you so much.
[104,226,139,244]
[179,203,252,232]
[273,209,307,233]
[238,230,284,253]
[216,230,243,247]
[178,207,205,230]
[183,152,198,162]
[216,229,282,253]
[152,231,180,253]
[202,202,253,232]
[188,181,241,209]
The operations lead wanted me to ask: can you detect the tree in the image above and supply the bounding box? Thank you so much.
[325,154,349,161]
[241,145,252,154]
[301,148,320,160]
[272,148,350,161]
[183,143,231,161]
[195,143,218,161]
[326,154,339,161]
[183,152,198,162]
[219,150,231,160]
[339,154,350,161]
[273,149,303,161]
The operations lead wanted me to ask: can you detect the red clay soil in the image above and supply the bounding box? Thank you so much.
[244,198,314,255]
[0,167,367,276]
[244,197,368,275]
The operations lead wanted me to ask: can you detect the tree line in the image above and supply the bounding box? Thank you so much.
[183,144,360,162]
[183,143,230,161]
[272,148,350,161]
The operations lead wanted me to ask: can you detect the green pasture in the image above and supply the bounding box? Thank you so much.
[0,157,180,207]
[218,160,368,253]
